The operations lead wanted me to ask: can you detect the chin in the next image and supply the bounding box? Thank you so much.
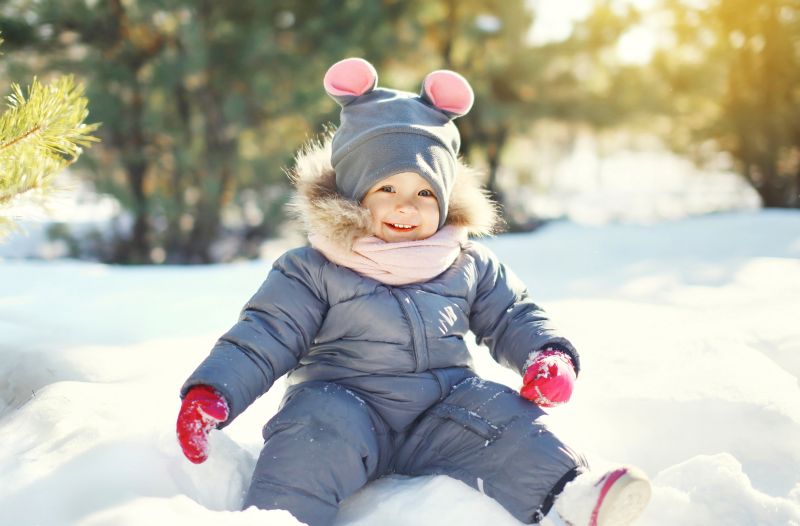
[389,229,436,242]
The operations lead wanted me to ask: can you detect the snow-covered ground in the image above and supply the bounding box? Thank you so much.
[1,210,799,525]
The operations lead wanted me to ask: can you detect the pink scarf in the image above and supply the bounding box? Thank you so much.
[309,226,468,285]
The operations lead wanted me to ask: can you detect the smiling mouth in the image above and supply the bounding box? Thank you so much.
[384,222,418,232]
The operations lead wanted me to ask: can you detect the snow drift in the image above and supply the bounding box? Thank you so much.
[1,210,799,525]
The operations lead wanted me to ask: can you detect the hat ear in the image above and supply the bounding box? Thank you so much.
[323,58,378,106]
[421,70,474,119]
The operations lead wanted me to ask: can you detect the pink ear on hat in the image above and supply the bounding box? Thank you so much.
[422,70,474,118]
[323,58,378,98]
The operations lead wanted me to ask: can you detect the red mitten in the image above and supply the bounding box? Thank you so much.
[176,385,229,464]
[520,349,576,407]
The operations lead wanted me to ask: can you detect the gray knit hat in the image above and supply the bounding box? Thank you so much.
[323,58,474,229]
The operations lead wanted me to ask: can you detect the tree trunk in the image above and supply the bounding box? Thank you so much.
[183,165,234,264]
[112,73,151,264]
[753,159,788,208]
[163,39,194,262]
[486,137,503,204]
[795,158,800,208]
[127,76,151,262]
[794,139,800,208]
[485,129,506,204]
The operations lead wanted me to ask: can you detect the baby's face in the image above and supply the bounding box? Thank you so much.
[361,172,440,242]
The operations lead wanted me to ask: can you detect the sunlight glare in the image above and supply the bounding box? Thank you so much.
[617,25,657,64]
[528,0,663,66]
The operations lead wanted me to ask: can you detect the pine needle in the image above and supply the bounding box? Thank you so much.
[0,75,100,206]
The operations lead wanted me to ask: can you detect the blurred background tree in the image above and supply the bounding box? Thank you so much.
[658,0,800,207]
[4,0,416,263]
[1,0,796,263]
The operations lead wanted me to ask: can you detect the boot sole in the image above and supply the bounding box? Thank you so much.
[592,466,652,526]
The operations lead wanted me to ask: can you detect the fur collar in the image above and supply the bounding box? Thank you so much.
[288,134,501,249]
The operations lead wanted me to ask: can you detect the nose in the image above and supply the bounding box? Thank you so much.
[395,198,416,214]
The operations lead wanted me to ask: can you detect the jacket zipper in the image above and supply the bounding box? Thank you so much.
[390,289,429,373]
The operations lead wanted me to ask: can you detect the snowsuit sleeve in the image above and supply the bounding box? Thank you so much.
[180,247,329,426]
[467,242,580,376]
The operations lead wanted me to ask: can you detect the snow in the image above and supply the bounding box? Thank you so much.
[1,209,799,525]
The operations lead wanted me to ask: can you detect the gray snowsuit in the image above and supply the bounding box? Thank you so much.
[180,139,588,525]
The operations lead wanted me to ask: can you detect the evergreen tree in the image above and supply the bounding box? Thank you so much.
[0,34,98,236]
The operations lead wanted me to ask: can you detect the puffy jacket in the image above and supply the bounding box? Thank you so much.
[181,137,579,431]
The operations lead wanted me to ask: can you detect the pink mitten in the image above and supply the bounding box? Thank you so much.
[520,349,576,407]
[176,385,229,464]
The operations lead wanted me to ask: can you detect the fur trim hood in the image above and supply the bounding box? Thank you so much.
[288,134,501,249]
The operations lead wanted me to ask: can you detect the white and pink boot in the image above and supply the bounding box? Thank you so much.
[554,466,652,526]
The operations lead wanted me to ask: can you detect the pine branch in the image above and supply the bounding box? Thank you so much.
[0,75,100,207]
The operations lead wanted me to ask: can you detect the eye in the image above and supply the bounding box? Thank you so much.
[379,185,395,193]
[418,189,435,198]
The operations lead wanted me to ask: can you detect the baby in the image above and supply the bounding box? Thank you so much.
[176,58,651,526]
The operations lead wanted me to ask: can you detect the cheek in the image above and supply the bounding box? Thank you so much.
[369,203,386,221]
[423,200,440,226]
[365,202,387,233]
[363,198,384,218]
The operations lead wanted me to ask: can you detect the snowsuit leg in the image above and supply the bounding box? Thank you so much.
[393,377,588,524]
[243,381,392,526]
